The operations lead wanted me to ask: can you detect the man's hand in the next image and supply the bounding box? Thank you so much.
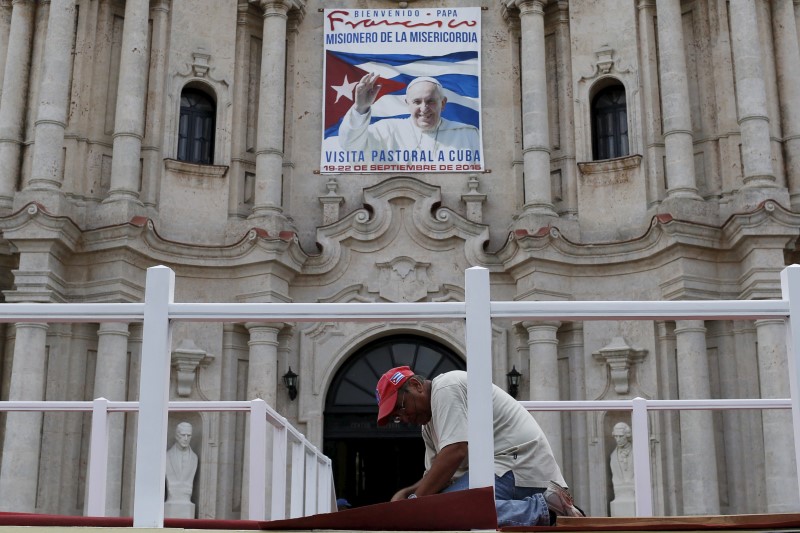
[390,486,417,502]
[354,72,382,114]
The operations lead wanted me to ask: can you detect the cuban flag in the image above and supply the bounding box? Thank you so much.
[323,50,480,139]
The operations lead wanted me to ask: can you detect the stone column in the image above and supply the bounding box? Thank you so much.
[655,0,701,200]
[0,0,35,208]
[252,1,290,228]
[241,323,282,517]
[515,0,557,225]
[93,322,130,516]
[104,0,150,208]
[728,0,776,194]
[673,320,719,514]
[0,1,11,91]
[140,0,170,208]
[0,322,49,512]
[773,0,800,207]
[525,321,562,464]
[26,0,76,203]
[755,318,800,511]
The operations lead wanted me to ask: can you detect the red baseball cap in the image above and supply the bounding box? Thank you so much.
[375,366,414,426]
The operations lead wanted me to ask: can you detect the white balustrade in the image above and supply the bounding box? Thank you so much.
[0,264,798,525]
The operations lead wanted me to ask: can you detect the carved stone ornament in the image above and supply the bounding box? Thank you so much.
[367,257,438,302]
[171,339,215,397]
[579,45,634,83]
[592,336,647,394]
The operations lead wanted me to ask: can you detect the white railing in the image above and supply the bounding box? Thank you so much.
[520,397,793,516]
[0,264,799,525]
[0,398,333,521]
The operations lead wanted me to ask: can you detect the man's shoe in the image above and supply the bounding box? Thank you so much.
[543,481,585,518]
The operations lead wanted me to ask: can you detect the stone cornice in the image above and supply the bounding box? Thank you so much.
[0,203,82,255]
[498,201,800,276]
[0,202,309,274]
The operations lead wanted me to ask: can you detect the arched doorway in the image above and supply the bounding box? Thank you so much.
[323,334,465,507]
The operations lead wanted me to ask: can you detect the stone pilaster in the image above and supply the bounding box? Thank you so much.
[554,1,577,216]
[655,0,701,201]
[525,321,562,464]
[637,0,665,206]
[712,321,746,512]
[104,0,150,212]
[140,0,170,209]
[0,322,49,512]
[251,1,290,230]
[755,319,800,511]
[228,1,252,219]
[773,0,800,208]
[674,320,719,514]
[0,0,34,209]
[728,0,778,200]
[93,322,131,516]
[515,0,557,227]
[562,323,588,507]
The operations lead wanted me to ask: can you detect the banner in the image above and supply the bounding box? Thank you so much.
[321,8,483,173]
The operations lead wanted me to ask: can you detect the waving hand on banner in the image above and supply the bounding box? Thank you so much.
[355,73,383,115]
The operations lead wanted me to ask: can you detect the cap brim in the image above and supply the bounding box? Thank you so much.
[376,389,400,427]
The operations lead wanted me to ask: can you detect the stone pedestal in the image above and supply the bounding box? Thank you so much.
[164,501,195,519]
[610,483,636,516]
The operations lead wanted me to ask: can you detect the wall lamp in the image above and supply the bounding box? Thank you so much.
[283,367,298,401]
[506,365,522,399]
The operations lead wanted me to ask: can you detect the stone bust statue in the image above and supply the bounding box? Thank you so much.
[164,421,198,518]
[609,421,635,516]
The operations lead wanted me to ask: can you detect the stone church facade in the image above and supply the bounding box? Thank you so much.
[0,0,798,521]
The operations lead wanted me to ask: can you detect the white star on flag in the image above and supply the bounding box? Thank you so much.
[331,75,358,104]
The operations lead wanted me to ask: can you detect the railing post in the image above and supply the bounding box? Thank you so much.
[631,397,653,517]
[321,460,333,513]
[465,267,495,490]
[86,397,109,516]
[781,264,800,501]
[289,440,305,518]
[133,266,175,528]
[271,419,288,520]
[304,448,318,516]
[249,399,268,520]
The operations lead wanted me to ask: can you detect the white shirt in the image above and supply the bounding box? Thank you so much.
[421,371,567,488]
[338,107,480,162]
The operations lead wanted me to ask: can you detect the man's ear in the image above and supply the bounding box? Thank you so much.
[441,97,447,109]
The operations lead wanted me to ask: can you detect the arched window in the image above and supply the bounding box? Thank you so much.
[591,84,629,160]
[323,335,465,506]
[177,88,215,164]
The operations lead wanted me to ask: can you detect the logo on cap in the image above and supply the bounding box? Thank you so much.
[389,371,406,385]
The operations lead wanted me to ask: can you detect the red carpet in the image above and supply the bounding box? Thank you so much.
[261,487,497,530]
[0,487,497,530]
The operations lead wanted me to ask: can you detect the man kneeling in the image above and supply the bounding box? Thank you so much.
[376,367,585,526]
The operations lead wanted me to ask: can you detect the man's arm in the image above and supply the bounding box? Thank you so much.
[391,441,468,501]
